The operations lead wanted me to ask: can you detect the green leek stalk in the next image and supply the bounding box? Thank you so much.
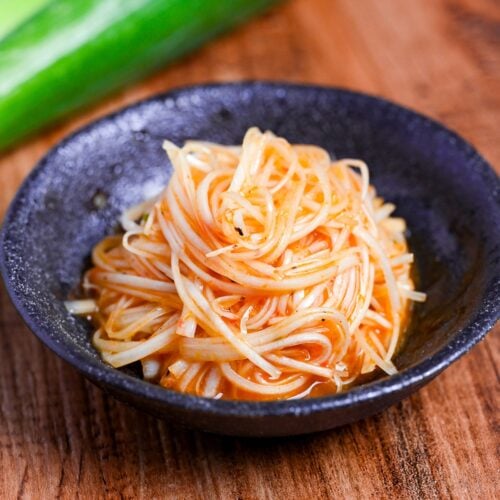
[0,0,52,39]
[0,0,278,150]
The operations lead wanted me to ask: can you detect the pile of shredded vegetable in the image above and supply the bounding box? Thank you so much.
[66,128,426,400]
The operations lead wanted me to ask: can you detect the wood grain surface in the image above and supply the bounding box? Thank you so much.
[0,0,499,498]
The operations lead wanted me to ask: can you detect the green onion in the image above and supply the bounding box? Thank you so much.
[0,0,51,40]
[0,0,279,150]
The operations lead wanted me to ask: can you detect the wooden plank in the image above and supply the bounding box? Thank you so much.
[0,0,498,497]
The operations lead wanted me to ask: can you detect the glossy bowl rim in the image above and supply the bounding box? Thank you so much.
[1,81,499,419]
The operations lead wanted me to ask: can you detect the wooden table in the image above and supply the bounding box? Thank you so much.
[0,0,498,497]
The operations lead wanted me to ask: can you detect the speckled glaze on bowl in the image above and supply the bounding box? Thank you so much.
[1,82,499,437]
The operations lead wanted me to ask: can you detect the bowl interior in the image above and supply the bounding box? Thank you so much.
[1,83,499,402]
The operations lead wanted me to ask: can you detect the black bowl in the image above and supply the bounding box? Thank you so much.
[1,82,499,437]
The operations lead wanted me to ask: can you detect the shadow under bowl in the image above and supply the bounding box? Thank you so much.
[1,82,499,436]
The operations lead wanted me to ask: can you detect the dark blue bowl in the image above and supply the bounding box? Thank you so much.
[1,82,499,437]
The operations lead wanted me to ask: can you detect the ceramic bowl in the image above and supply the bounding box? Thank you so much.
[1,83,499,436]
